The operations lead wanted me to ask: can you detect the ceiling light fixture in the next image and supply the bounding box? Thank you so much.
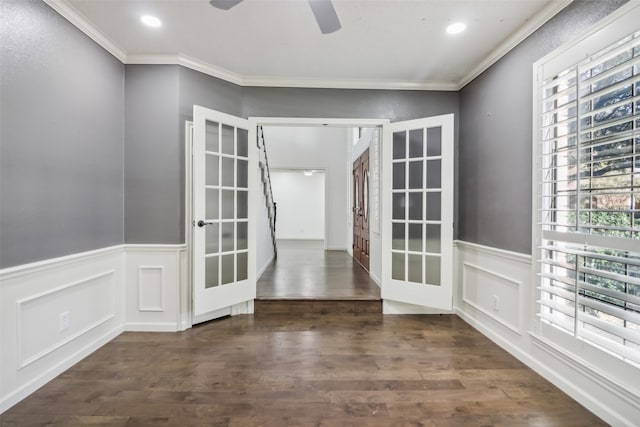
[304,170,314,176]
[141,15,162,28]
[446,22,466,35]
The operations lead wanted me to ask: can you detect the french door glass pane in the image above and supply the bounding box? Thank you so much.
[393,163,405,189]
[206,223,219,254]
[221,254,234,285]
[221,190,234,219]
[222,157,234,187]
[426,224,441,253]
[393,193,405,220]
[237,159,248,188]
[237,252,248,281]
[427,127,442,156]
[206,189,219,219]
[205,256,219,288]
[237,222,248,250]
[393,132,406,159]
[392,223,405,250]
[206,121,219,152]
[392,252,405,280]
[408,223,422,252]
[237,129,248,157]
[221,124,234,155]
[221,222,234,252]
[426,256,441,286]
[237,191,248,219]
[409,129,423,158]
[427,160,441,188]
[409,161,422,189]
[426,193,441,221]
[206,154,219,186]
[408,254,422,284]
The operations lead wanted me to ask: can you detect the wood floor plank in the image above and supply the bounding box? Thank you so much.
[1,313,606,426]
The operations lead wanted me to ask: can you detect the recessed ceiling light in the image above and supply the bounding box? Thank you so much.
[446,22,466,35]
[141,15,162,28]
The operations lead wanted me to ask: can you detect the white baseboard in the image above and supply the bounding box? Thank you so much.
[370,272,382,288]
[257,253,275,280]
[0,326,122,413]
[383,300,454,314]
[0,246,125,413]
[124,322,179,332]
[1,243,187,413]
[454,240,640,427]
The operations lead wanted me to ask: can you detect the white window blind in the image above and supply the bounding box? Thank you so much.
[537,29,640,365]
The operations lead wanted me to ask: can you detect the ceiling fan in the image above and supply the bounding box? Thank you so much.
[209,0,341,34]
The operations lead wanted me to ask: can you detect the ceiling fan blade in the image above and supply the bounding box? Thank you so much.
[308,0,341,34]
[209,0,243,11]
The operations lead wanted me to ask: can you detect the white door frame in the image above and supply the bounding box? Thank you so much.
[252,118,390,255]
[185,115,454,321]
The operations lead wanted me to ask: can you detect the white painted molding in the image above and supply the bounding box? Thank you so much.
[42,0,127,62]
[138,266,165,312]
[0,326,122,414]
[257,254,275,280]
[454,240,532,265]
[47,0,569,91]
[461,262,521,335]
[124,244,187,252]
[123,322,179,332]
[457,0,572,88]
[383,300,454,315]
[370,272,382,288]
[16,270,116,369]
[530,333,640,410]
[0,245,122,280]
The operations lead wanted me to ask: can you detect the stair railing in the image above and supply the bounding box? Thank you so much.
[257,126,277,257]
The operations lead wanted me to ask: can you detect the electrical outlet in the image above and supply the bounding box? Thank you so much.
[492,295,500,312]
[59,311,69,332]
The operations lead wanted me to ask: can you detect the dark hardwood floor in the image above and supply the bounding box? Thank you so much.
[1,313,604,426]
[257,240,380,300]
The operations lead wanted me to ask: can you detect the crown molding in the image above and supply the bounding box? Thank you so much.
[47,0,569,92]
[43,0,127,63]
[457,0,573,89]
[127,53,459,91]
[126,53,245,86]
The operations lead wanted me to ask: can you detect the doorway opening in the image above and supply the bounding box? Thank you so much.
[254,120,385,301]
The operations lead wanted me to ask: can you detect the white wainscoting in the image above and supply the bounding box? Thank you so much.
[0,246,124,413]
[123,245,187,332]
[454,240,640,427]
[0,244,188,413]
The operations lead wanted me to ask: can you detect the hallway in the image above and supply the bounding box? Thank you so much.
[257,240,380,300]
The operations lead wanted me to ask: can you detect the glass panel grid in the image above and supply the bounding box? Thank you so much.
[203,123,250,288]
[390,126,443,286]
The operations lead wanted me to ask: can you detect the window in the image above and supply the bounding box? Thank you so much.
[535,26,640,365]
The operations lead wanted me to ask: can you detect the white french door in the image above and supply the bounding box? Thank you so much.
[192,106,256,323]
[382,114,454,310]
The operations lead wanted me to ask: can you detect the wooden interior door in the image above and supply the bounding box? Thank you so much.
[360,150,370,270]
[352,149,370,271]
[353,157,362,265]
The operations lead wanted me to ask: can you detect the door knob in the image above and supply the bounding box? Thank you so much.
[197,220,214,227]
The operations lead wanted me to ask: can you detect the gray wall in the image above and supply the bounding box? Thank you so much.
[0,0,124,268]
[124,65,180,243]
[458,0,629,254]
[123,67,460,244]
